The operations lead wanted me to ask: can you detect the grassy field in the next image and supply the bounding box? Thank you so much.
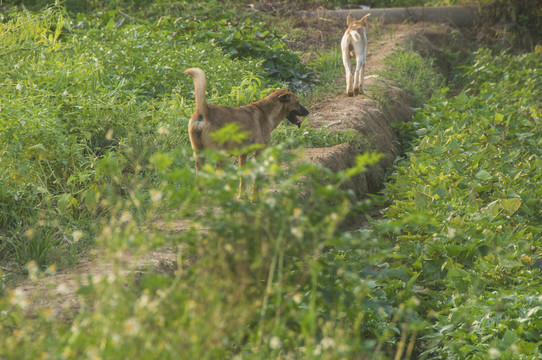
[0,2,355,269]
[1,1,541,359]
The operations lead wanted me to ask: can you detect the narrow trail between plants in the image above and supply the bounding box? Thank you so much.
[12,17,471,320]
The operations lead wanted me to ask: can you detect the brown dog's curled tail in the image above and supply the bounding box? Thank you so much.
[184,67,208,117]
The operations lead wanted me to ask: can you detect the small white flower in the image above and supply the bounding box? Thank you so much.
[46,264,57,275]
[292,292,303,304]
[149,189,163,203]
[41,54,46,59]
[321,337,335,349]
[16,83,22,91]
[26,260,39,281]
[291,227,303,239]
[313,345,322,355]
[137,294,150,308]
[157,126,169,135]
[488,348,500,359]
[120,210,132,223]
[10,288,29,309]
[63,90,68,96]
[269,336,281,350]
[124,318,141,335]
[42,307,55,320]
[72,230,83,242]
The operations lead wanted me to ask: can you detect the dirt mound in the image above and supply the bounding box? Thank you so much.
[306,85,414,194]
[301,21,468,194]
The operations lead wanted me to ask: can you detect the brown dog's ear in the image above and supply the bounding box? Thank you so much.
[278,93,292,103]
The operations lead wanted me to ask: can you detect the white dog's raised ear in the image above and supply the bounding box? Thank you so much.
[356,13,371,25]
[346,12,354,27]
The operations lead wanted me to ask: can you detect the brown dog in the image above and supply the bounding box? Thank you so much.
[184,67,309,197]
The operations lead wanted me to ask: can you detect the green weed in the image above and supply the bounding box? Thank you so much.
[374,48,444,107]
[306,46,344,100]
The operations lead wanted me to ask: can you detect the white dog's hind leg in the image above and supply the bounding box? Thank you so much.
[342,46,354,96]
[341,38,353,96]
[351,35,363,95]
[359,32,367,93]
[353,55,362,95]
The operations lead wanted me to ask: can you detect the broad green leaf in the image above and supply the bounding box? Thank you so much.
[501,329,518,348]
[57,193,74,213]
[501,198,522,216]
[475,170,492,181]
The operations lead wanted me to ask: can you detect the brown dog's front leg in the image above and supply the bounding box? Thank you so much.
[250,150,261,201]
[238,154,247,199]
[194,152,206,191]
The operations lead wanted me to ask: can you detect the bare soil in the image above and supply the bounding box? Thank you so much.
[9,16,472,320]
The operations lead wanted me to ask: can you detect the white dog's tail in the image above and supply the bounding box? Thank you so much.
[184,67,208,116]
[351,31,361,42]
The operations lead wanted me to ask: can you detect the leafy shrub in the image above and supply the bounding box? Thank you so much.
[3,2,541,360]
[0,5,276,265]
[170,16,312,89]
[381,48,542,359]
[0,144,392,359]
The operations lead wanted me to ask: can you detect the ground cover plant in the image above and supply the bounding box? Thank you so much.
[2,1,541,360]
[3,45,539,358]
[377,48,542,358]
[0,3,351,270]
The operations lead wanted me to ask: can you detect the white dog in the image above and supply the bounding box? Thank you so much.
[341,13,370,96]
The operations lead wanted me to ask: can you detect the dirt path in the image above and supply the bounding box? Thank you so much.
[299,20,469,194]
[9,19,470,320]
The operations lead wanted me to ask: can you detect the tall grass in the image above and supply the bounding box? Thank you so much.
[0,4,284,268]
[372,48,444,107]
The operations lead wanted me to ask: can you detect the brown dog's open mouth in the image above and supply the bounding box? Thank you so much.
[287,112,302,128]
[286,106,310,128]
